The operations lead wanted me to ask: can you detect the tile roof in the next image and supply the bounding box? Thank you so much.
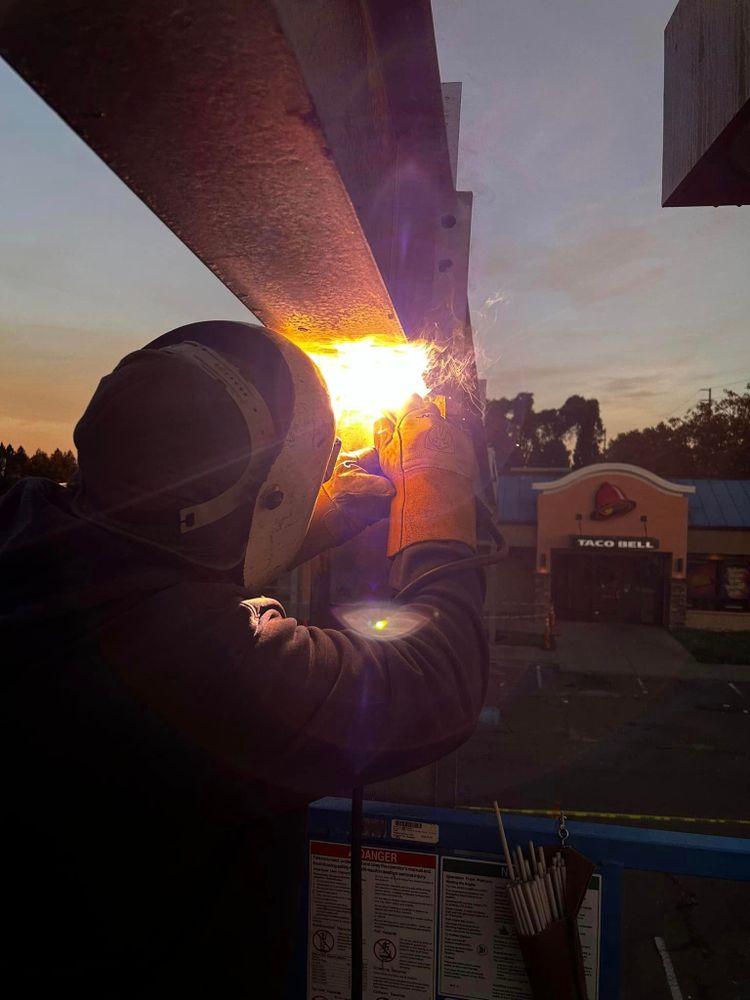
[675,479,750,529]
[497,474,750,529]
[496,473,558,524]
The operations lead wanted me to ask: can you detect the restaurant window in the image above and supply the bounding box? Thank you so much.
[686,556,750,612]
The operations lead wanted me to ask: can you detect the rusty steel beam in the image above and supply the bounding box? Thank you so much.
[663,0,750,206]
[1,0,481,349]
[274,0,459,341]
[0,0,405,348]
[0,0,476,351]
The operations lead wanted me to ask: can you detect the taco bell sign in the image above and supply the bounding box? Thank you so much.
[572,535,660,551]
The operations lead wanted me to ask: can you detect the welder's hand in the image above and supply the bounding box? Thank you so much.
[292,449,395,565]
[375,394,477,557]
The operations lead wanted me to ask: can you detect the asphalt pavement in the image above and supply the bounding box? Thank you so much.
[455,623,750,1000]
[369,620,750,999]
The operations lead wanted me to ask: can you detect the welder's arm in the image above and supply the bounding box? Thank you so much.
[243,539,487,797]
[245,395,485,795]
[108,398,485,799]
[105,543,486,800]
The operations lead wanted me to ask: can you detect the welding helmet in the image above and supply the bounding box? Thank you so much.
[73,320,336,590]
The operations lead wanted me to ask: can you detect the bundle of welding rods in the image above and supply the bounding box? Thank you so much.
[493,801,567,937]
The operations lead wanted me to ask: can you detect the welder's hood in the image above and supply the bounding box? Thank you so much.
[73,321,336,590]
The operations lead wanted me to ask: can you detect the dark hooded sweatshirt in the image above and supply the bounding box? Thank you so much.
[1,478,487,996]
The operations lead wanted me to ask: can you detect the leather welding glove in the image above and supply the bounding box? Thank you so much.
[292,448,395,565]
[375,394,478,557]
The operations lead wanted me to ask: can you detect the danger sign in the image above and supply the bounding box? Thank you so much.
[307,841,437,1000]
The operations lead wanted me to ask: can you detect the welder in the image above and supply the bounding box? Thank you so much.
[0,320,488,996]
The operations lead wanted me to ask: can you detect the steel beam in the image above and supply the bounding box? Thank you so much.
[663,0,750,206]
[0,0,406,347]
[1,0,476,349]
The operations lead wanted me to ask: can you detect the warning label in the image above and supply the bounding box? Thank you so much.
[308,840,437,1000]
[438,858,601,1000]
[391,819,440,845]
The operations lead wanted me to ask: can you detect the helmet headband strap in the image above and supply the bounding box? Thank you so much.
[159,342,277,534]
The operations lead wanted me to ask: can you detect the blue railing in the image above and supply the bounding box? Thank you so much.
[292,797,750,999]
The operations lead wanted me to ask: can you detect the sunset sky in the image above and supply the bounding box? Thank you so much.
[1,0,748,454]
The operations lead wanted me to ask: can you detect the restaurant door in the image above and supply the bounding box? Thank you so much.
[552,550,668,625]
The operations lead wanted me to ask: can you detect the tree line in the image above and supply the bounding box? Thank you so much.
[484,384,749,478]
[1,383,748,494]
[0,443,78,494]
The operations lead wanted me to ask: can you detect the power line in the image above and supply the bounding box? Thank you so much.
[712,378,750,390]
[657,376,748,423]
[657,391,700,423]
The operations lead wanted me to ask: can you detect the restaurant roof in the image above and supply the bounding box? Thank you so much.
[497,473,750,529]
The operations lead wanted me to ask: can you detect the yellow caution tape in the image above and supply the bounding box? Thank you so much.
[467,805,750,827]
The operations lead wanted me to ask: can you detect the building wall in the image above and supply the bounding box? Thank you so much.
[536,470,690,575]
[669,579,688,629]
[498,524,536,549]
[688,529,750,556]
[495,547,536,607]
[685,610,750,632]
[494,467,750,631]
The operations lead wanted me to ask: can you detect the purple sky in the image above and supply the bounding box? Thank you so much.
[1,0,748,453]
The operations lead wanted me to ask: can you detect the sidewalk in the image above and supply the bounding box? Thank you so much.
[554,621,750,682]
[490,621,750,682]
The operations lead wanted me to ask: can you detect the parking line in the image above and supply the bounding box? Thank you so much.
[654,937,684,1000]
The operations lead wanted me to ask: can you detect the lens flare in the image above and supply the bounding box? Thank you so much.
[308,337,431,450]
[335,602,428,640]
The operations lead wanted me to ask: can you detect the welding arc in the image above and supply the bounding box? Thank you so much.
[394,551,507,605]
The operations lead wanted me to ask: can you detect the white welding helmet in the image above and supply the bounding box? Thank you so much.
[236,330,337,590]
[74,321,336,590]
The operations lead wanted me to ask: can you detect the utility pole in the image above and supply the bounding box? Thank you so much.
[700,387,712,416]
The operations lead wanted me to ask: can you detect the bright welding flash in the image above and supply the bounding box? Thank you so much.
[308,337,431,450]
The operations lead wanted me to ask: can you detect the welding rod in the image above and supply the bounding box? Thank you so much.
[552,865,565,914]
[529,841,539,877]
[493,801,516,881]
[534,877,551,926]
[509,885,531,937]
[514,846,526,882]
[522,881,543,933]
[516,883,535,936]
[537,846,546,875]
[496,806,577,936]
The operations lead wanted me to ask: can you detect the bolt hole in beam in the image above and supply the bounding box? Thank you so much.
[438,258,454,272]
[441,213,457,228]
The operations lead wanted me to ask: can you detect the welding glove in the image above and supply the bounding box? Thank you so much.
[292,449,395,565]
[375,394,478,557]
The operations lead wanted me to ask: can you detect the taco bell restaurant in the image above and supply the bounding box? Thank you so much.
[492,463,750,630]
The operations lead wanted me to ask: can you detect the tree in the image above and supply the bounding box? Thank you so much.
[7,445,29,479]
[484,392,604,470]
[558,395,605,468]
[683,387,750,478]
[606,384,750,478]
[484,393,533,468]
[0,442,79,494]
[604,420,691,476]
